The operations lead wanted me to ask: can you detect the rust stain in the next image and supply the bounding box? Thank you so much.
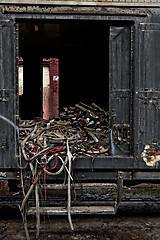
[141,144,160,167]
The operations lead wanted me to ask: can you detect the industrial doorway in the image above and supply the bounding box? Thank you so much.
[18,21,109,119]
[18,20,132,157]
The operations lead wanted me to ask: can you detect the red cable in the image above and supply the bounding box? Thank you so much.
[92,148,99,151]
[29,145,66,200]
[44,166,47,200]
[31,174,38,184]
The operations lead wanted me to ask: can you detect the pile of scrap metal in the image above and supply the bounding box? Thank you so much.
[19,102,110,240]
[19,102,110,161]
[141,143,160,167]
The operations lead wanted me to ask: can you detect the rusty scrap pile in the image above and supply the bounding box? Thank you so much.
[19,102,110,239]
[19,102,110,160]
[59,102,110,155]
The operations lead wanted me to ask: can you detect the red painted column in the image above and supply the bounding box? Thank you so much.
[49,58,59,119]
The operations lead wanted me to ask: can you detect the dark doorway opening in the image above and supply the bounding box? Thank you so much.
[19,20,109,120]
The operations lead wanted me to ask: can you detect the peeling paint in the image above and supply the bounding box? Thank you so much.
[141,144,160,167]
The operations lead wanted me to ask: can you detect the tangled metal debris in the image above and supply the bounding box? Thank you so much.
[141,143,160,167]
[19,102,110,239]
[19,102,110,160]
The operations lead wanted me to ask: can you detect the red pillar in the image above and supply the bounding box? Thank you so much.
[49,58,59,119]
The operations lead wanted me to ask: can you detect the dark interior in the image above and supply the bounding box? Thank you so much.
[19,20,109,119]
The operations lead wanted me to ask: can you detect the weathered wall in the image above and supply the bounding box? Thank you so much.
[0,0,160,177]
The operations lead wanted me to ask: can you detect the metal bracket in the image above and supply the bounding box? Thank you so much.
[0,20,10,29]
[115,171,124,211]
[112,124,130,144]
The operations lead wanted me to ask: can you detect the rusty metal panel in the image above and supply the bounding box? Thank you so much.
[135,24,160,158]
[137,91,160,157]
[140,24,160,90]
[0,20,17,169]
[109,26,131,155]
[0,21,14,89]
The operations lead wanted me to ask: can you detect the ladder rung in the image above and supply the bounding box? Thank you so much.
[40,183,117,190]
[28,206,116,215]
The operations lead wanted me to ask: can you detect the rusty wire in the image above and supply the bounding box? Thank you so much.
[19,102,110,239]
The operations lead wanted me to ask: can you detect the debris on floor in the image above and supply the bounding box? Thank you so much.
[19,102,110,160]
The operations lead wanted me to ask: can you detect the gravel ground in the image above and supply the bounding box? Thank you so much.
[1,212,160,240]
[1,184,160,240]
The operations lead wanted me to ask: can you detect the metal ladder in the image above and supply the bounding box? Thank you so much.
[24,171,123,239]
[28,171,123,216]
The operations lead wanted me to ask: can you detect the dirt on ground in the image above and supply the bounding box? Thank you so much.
[1,213,160,240]
[1,183,160,240]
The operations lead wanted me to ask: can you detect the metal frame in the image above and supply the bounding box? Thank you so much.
[1,7,160,181]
